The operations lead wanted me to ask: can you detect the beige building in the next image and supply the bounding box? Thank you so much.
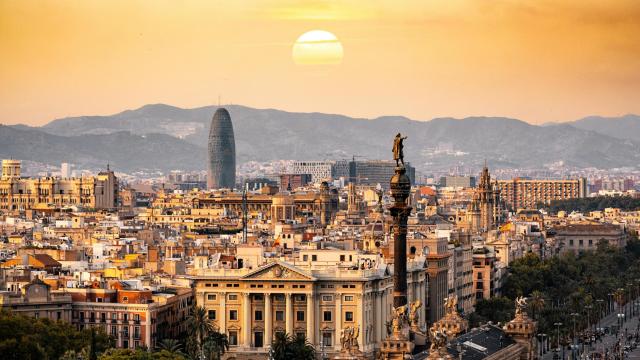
[0,160,118,212]
[553,223,627,254]
[497,178,587,210]
[191,254,428,359]
[68,284,193,350]
[0,278,72,322]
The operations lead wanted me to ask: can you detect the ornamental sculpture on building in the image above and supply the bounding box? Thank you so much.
[429,328,449,352]
[391,304,409,336]
[340,325,360,352]
[409,300,422,329]
[444,296,458,315]
[515,296,528,317]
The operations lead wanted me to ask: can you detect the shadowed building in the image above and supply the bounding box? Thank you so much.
[207,108,236,189]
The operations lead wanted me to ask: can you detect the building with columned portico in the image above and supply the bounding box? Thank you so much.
[191,251,429,360]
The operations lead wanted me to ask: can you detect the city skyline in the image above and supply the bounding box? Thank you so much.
[1,0,640,125]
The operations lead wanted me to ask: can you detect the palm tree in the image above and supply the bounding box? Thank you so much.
[157,338,185,356]
[289,334,315,360]
[529,290,545,320]
[187,306,214,360]
[269,332,290,360]
[268,333,315,360]
[204,332,229,360]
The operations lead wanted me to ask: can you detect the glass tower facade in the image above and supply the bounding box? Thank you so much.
[207,108,236,189]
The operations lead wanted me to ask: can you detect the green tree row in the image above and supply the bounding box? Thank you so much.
[0,305,316,360]
[472,238,640,337]
[540,195,640,214]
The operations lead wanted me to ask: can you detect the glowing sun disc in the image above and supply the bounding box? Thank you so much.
[292,30,343,65]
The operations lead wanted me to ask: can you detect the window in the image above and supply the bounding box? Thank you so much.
[123,313,129,322]
[207,294,217,301]
[111,326,117,337]
[589,239,593,246]
[322,295,333,302]
[579,239,584,247]
[254,331,264,347]
[322,332,332,347]
[276,311,284,321]
[323,311,332,322]
[345,311,354,322]
[255,310,263,321]
[208,310,216,320]
[112,313,117,320]
[228,294,238,301]
[57,311,62,320]
[296,311,305,321]
[229,331,238,346]
[344,295,354,302]
[312,255,317,261]
[134,314,140,322]
[340,255,345,261]
[230,310,238,320]
[123,340,129,349]
[303,255,308,261]
[122,296,128,303]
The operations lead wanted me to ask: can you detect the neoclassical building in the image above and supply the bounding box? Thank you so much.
[191,253,429,359]
[0,160,118,212]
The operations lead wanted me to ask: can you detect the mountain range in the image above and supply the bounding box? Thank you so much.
[2,104,639,173]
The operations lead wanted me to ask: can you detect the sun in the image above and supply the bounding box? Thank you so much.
[292,30,344,65]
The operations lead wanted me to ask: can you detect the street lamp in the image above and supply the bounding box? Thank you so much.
[554,322,563,355]
[585,305,593,333]
[570,313,579,346]
[595,299,604,328]
[537,333,547,356]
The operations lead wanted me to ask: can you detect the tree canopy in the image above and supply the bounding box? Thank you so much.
[541,196,640,213]
[499,238,640,336]
[0,311,112,360]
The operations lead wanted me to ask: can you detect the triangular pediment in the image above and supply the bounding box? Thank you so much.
[241,262,316,281]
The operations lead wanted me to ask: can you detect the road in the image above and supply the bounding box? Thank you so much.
[540,306,640,360]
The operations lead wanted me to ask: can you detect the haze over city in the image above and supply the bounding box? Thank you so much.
[3,2,640,360]
[2,0,640,125]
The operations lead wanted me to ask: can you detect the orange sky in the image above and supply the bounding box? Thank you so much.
[1,0,639,125]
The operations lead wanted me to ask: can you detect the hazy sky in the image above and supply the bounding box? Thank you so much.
[1,0,639,125]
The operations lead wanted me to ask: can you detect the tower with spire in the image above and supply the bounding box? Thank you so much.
[476,162,499,231]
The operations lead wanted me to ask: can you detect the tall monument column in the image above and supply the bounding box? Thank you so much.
[390,155,412,308]
[378,133,415,360]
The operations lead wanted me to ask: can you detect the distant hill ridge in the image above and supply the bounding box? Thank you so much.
[1,104,639,172]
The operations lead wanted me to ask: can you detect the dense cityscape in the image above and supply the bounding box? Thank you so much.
[2,106,640,360]
[3,2,640,360]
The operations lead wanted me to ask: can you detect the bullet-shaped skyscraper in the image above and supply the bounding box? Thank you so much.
[207,108,236,189]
